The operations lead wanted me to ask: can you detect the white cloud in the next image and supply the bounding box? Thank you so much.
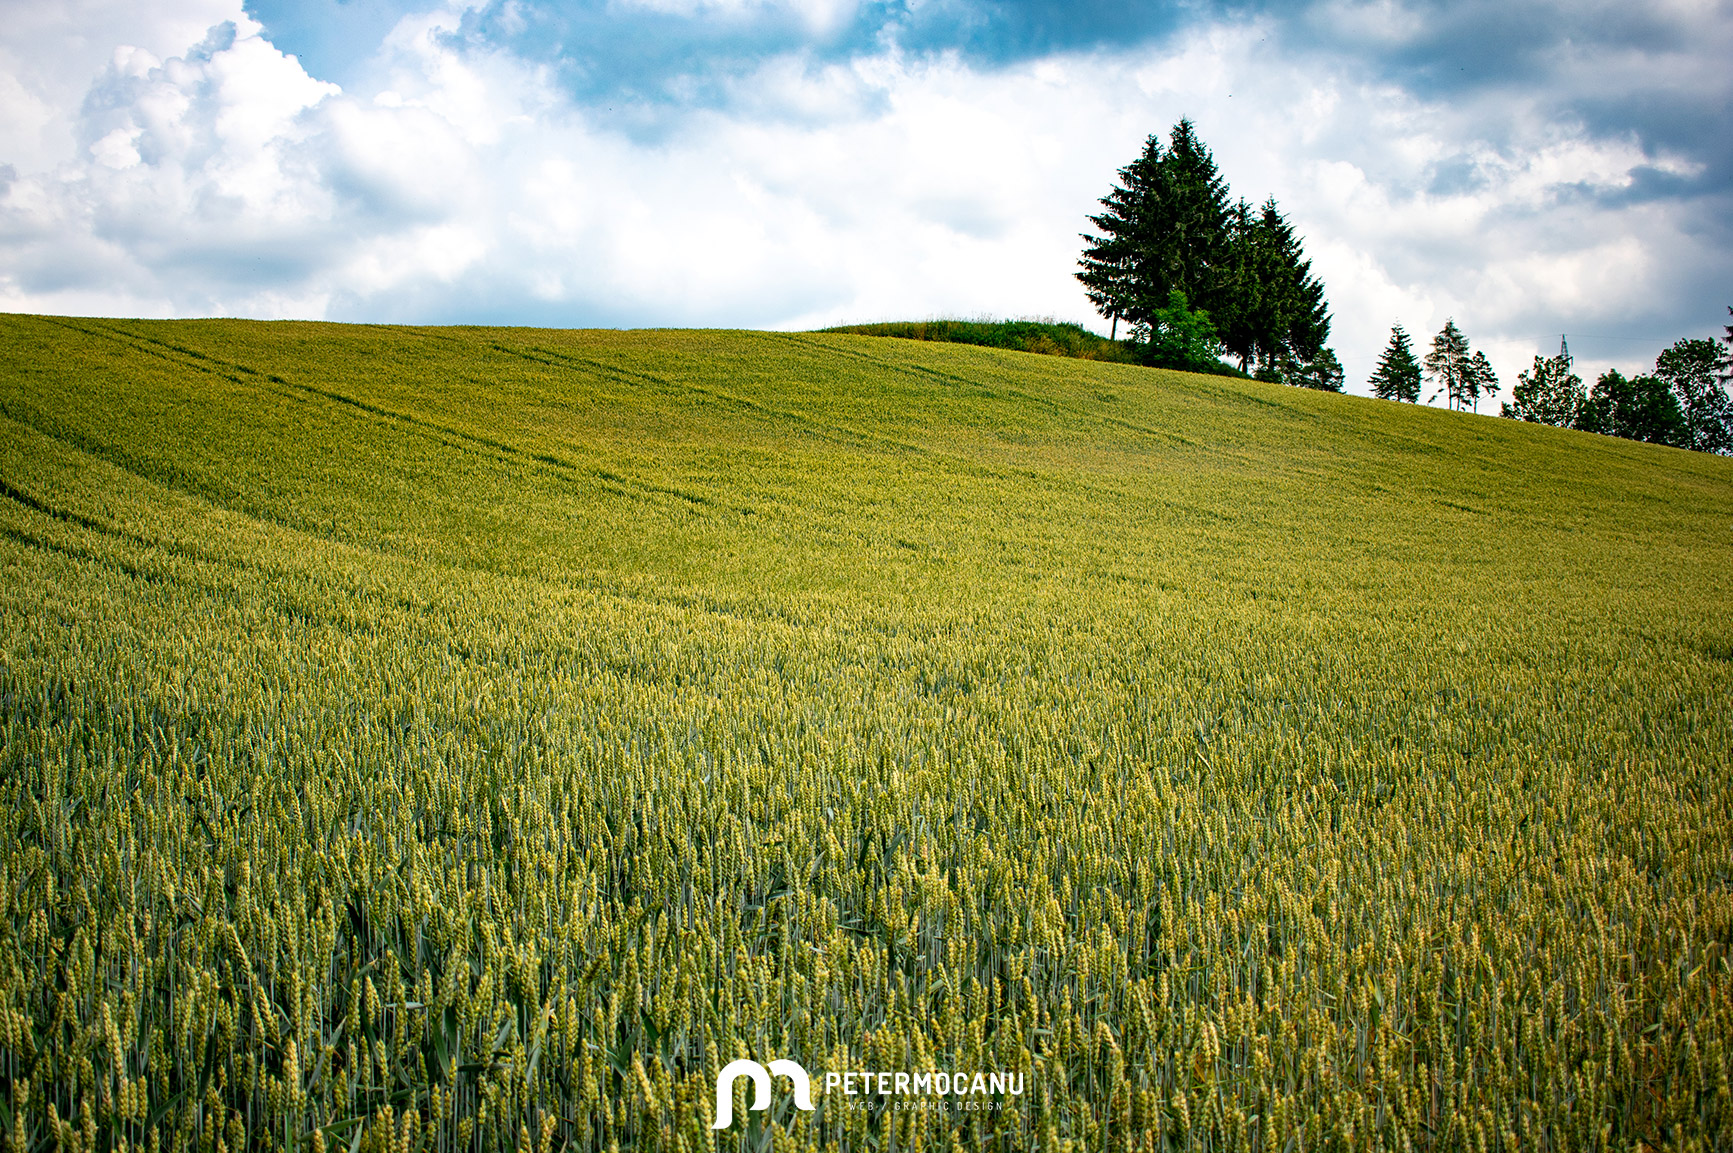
[0,6,1725,400]
[0,0,241,171]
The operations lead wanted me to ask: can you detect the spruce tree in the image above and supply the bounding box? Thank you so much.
[1212,199,1261,369]
[1160,120,1234,312]
[1368,325,1421,402]
[1076,137,1163,337]
[1076,119,1232,339]
[1224,200,1330,375]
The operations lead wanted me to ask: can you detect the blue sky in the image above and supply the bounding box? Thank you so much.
[1,0,1728,395]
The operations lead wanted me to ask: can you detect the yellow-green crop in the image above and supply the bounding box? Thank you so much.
[1,314,1730,1151]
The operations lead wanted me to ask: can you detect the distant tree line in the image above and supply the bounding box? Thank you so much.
[1368,309,1733,454]
[1077,120,1342,389]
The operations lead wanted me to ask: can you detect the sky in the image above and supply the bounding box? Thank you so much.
[1,0,1729,399]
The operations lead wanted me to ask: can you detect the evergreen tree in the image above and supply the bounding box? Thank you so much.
[1653,337,1733,454]
[1161,120,1235,310]
[1466,350,1499,414]
[1368,325,1421,402]
[1225,199,1330,374]
[1422,321,1498,411]
[1503,338,1583,427]
[1212,199,1260,368]
[1075,137,1161,338]
[1423,320,1473,409]
[1076,120,1232,340]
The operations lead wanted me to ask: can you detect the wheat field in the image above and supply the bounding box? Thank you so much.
[1,314,1730,1151]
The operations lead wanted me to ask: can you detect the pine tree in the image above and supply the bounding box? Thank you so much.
[1368,325,1421,402]
[1503,338,1583,426]
[1227,199,1330,375]
[1161,120,1235,311]
[1427,320,1469,410]
[1075,137,1162,338]
[1467,351,1498,413]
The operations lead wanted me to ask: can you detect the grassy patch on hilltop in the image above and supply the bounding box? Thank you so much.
[822,316,1137,359]
[823,317,1251,377]
[1,314,1730,1150]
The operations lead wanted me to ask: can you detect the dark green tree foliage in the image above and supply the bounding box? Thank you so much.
[1652,337,1733,454]
[1286,346,1345,392]
[1504,339,1583,427]
[1575,370,1686,446]
[1234,199,1330,377]
[1077,120,1231,340]
[1078,121,1336,384]
[1368,325,1422,402]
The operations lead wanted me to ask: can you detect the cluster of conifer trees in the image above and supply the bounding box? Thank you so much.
[1076,120,1340,388]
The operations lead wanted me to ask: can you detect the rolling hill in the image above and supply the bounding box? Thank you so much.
[1,313,1730,1150]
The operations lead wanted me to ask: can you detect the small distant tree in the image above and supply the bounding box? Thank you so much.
[1368,325,1421,402]
[1424,320,1474,409]
[1422,321,1499,411]
[1503,338,1583,427]
[1574,370,1687,446]
[1653,337,1733,454]
[1466,351,1498,413]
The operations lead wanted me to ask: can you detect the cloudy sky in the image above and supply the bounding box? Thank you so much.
[1,0,1729,396]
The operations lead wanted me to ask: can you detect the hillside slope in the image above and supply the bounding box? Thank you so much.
[2,314,1730,1150]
